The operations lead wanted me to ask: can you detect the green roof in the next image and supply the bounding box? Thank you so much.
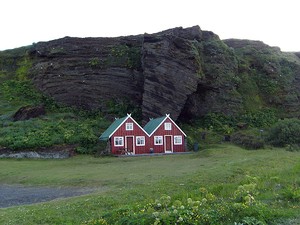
[99,116,127,141]
[143,116,166,135]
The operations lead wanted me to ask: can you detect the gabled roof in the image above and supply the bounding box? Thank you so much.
[99,114,149,141]
[143,114,187,137]
[99,116,128,141]
[143,116,165,136]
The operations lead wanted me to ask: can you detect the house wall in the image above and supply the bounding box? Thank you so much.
[148,118,186,153]
[110,117,150,154]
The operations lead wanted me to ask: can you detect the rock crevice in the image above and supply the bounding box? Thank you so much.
[26,26,300,122]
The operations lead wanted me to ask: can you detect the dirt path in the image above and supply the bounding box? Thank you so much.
[0,184,95,208]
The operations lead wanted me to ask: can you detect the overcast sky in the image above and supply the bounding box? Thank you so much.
[0,0,299,52]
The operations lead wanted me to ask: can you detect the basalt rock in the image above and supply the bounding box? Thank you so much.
[28,26,243,123]
[8,26,298,123]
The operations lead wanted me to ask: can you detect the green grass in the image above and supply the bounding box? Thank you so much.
[0,145,299,224]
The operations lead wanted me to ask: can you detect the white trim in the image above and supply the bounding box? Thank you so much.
[164,122,172,130]
[125,122,133,130]
[154,136,163,145]
[136,136,145,146]
[148,114,187,137]
[164,135,173,153]
[174,135,183,145]
[114,136,124,146]
[166,115,187,137]
[108,114,150,139]
[148,117,167,136]
[125,135,135,154]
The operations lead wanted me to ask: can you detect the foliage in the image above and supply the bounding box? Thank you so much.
[279,185,300,203]
[231,130,265,150]
[239,109,277,128]
[1,79,44,104]
[194,109,277,136]
[0,112,110,153]
[89,178,271,225]
[190,41,205,78]
[110,45,141,69]
[88,45,141,70]
[105,98,142,122]
[15,55,32,81]
[267,118,300,147]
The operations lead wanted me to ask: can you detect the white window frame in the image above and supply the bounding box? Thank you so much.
[174,135,183,145]
[154,136,163,145]
[125,123,133,131]
[164,122,172,130]
[114,137,124,146]
[136,136,145,146]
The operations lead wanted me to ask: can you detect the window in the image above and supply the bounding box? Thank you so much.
[174,135,182,145]
[164,122,172,130]
[126,123,133,130]
[154,136,163,145]
[136,136,145,146]
[114,137,124,146]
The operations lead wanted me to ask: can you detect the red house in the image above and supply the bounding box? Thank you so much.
[99,114,149,155]
[144,114,187,154]
[99,114,187,155]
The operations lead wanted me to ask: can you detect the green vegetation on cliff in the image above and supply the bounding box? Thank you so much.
[0,27,300,152]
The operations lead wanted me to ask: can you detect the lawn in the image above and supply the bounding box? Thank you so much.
[0,145,299,224]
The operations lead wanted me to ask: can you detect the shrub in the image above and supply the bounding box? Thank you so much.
[267,118,300,147]
[97,182,271,225]
[279,185,300,203]
[231,131,264,150]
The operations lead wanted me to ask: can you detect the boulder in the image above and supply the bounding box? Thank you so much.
[12,105,46,121]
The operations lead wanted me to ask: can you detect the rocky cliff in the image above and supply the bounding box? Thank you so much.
[1,26,300,122]
[27,26,244,123]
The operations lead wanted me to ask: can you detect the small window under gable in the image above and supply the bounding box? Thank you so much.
[114,137,124,146]
[174,135,182,145]
[136,136,145,146]
[154,136,163,145]
[126,123,133,130]
[164,122,172,130]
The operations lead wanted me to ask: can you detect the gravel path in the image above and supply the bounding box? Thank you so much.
[0,184,95,208]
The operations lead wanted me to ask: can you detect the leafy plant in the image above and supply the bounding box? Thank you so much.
[231,131,264,150]
[97,180,271,225]
[267,118,300,147]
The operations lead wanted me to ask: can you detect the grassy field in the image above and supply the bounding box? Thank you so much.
[0,145,299,224]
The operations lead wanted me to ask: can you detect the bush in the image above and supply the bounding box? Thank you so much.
[267,118,300,147]
[231,131,264,150]
[96,179,272,225]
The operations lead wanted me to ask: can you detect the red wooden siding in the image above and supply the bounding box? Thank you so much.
[148,118,186,153]
[110,117,150,154]
[106,115,186,155]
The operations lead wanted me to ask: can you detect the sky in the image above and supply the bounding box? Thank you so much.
[0,0,299,52]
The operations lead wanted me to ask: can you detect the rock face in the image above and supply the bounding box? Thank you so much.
[141,27,201,121]
[20,26,300,122]
[29,36,144,111]
[28,26,243,123]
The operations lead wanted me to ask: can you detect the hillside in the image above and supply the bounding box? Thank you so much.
[1,25,299,123]
[0,25,300,152]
